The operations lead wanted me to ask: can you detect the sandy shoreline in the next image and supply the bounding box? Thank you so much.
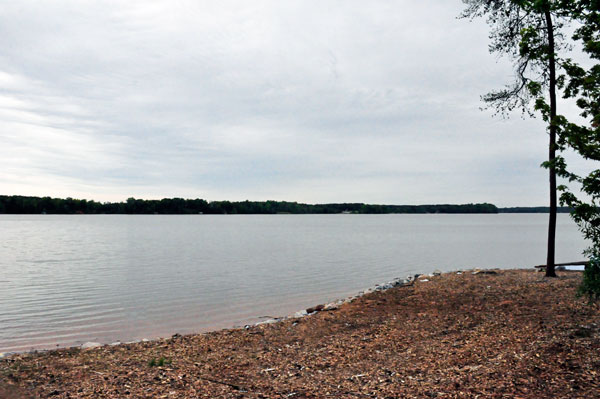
[2,269,599,398]
[0,272,419,356]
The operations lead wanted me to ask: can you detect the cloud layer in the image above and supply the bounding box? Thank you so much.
[0,0,576,206]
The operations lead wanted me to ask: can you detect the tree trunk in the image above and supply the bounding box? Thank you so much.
[545,9,557,278]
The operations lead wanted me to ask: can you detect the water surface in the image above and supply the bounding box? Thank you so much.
[0,214,586,352]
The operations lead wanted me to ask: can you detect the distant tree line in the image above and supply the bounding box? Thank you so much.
[0,195,501,214]
[499,207,572,213]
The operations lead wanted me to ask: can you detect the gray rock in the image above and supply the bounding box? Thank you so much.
[306,304,325,314]
[564,265,585,271]
[293,310,307,318]
[81,342,102,349]
[255,318,279,326]
[472,270,498,275]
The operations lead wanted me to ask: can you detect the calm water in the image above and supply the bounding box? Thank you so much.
[0,214,586,352]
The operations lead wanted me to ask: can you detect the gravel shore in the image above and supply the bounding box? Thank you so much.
[1,269,599,398]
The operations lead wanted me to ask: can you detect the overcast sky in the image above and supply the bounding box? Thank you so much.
[0,1,589,206]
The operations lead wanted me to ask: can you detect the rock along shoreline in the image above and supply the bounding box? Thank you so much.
[1,268,497,359]
[1,268,598,398]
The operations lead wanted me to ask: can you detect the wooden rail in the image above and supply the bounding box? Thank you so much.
[534,261,589,269]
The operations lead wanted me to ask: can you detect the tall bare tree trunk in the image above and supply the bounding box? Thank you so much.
[545,9,557,278]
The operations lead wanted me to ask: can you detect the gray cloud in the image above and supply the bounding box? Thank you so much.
[0,0,582,205]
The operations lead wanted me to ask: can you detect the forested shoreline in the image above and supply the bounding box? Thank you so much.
[0,195,504,214]
[0,195,570,215]
[499,206,572,214]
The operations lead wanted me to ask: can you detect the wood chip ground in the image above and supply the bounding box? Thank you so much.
[1,270,599,398]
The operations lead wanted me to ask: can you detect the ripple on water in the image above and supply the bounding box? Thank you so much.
[0,214,587,352]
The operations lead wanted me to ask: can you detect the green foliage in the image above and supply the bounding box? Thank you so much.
[148,357,171,367]
[552,0,600,286]
[544,0,600,297]
[578,257,600,301]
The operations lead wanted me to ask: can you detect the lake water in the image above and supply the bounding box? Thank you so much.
[0,214,587,353]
